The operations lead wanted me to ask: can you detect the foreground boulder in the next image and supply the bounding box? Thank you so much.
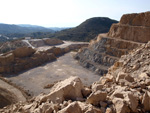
[86,91,107,105]
[142,91,150,111]
[57,102,82,113]
[39,76,83,103]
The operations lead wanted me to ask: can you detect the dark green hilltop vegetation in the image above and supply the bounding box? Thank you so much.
[48,17,118,41]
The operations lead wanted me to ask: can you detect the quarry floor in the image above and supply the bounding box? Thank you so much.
[6,52,100,96]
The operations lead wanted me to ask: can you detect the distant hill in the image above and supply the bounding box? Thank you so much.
[18,24,70,31]
[48,27,71,31]
[0,23,54,34]
[49,17,118,41]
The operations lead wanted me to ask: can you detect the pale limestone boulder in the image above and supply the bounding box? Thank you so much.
[116,72,127,83]
[142,91,150,111]
[110,86,138,112]
[86,91,107,105]
[139,73,149,80]
[91,83,103,92]
[81,87,92,98]
[76,101,102,113]
[116,72,134,83]
[39,102,53,113]
[124,92,138,112]
[57,102,82,113]
[112,98,130,113]
[39,76,83,103]
[110,86,127,99]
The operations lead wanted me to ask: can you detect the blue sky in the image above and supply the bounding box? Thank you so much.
[0,0,149,27]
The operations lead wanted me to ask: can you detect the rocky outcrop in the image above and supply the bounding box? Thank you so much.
[0,43,87,74]
[75,33,142,75]
[108,12,150,43]
[75,12,149,75]
[0,40,29,54]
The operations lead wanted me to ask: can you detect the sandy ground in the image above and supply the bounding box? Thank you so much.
[7,52,100,96]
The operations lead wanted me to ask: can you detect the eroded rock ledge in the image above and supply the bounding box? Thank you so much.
[75,12,150,75]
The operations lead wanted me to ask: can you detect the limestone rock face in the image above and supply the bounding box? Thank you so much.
[108,24,150,43]
[75,12,150,75]
[108,12,150,43]
[120,12,150,27]
[75,28,142,75]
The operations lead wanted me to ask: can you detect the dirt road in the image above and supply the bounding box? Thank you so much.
[7,52,100,96]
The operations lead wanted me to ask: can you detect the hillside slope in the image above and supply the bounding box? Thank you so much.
[49,17,118,41]
[0,23,54,34]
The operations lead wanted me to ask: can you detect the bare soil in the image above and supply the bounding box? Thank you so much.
[7,52,100,96]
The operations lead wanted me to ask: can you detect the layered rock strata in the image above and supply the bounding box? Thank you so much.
[75,12,150,75]
[108,12,150,43]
